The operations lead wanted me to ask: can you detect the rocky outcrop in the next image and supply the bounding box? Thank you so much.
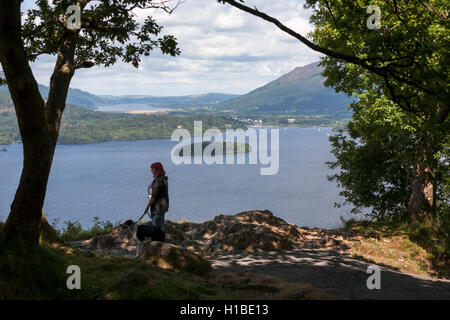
[71,210,306,261]
[171,210,305,255]
[70,223,137,257]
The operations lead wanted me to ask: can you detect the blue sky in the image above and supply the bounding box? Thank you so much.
[23,0,322,96]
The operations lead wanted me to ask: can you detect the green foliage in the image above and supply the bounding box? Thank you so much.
[303,0,449,224]
[22,0,180,68]
[305,0,448,113]
[328,91,449,219]
[0,104,247,145]
[0,110,20,144]
[328,93,415,218]
[59,216,118,241]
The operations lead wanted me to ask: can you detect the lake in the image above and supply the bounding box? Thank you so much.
[95,104,170,112]
[0,127,353,230]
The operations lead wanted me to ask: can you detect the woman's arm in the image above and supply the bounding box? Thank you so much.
[144,178,160,213]
[144,197,155,213]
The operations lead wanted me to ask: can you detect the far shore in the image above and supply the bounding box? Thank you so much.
[124,109,169,115]
[0,126,336,147]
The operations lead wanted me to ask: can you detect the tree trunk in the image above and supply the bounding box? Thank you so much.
[406,142,436,224]
[0,0,75,247]
[0,0,47,247]
[1,60,73,248]
[3,138,56,247]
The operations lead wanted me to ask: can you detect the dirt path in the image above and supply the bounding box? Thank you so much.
[209,236,450,300]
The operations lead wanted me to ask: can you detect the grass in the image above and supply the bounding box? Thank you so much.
[0,221,329,300]
[339,216,450,279]
[0,242,227,300]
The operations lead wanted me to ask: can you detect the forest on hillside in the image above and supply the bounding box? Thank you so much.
[0,104,246,145]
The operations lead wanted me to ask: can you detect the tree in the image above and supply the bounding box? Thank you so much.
[218,0,449,223]
[327,90,449,222]
[0,0,180,247]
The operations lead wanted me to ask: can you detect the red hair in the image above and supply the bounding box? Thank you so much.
[150,162,166,177]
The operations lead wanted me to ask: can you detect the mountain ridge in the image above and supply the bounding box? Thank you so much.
[1,62,353,115]
[214,61,353,115]
[0,82,239,109]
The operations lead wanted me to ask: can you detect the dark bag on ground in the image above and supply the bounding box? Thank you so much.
[136,224,165,242]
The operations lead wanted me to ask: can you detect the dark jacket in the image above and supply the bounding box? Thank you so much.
[148,175,169,214]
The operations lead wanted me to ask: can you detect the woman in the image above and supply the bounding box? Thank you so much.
[144,162,169,236]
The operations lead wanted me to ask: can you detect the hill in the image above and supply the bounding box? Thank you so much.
[1,62,352,115]
[215,62,353,115]
[98,92,240,108]
[0,82,238,110]
[0,83,102,109]
[0,103,246,145]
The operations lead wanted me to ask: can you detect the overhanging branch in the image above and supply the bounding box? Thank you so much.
[218,0,447,117]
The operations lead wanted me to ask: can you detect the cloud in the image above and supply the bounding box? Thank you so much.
[25,0,322,96]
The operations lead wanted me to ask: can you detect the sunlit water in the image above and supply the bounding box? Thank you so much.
[0,127,353,230]
[95,104,169,112]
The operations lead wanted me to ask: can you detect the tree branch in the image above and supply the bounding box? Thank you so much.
[218,0,447,114]
[418,0,449,23]
[45,31,77,140]
[75,60,95,69]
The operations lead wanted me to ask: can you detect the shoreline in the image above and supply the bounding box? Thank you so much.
[1,126,335,147]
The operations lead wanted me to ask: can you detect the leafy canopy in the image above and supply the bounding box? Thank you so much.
[301,0,450,218]
[304,0,449,120]
[328,90,449,219]
[19,0,180,69]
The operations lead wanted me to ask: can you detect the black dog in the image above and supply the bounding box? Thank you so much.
[123,220,165,242]
[123,219,165,257]
[136,223,166,242]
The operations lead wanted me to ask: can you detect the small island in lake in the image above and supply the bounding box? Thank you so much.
[173,141,251,157]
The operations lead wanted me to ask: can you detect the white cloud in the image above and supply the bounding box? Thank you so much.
[25,0,322,96]
[214,9,246,30]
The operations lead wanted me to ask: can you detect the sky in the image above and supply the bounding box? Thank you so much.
[23,0,322,96]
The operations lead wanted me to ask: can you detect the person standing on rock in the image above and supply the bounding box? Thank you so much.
[144,162,169,241]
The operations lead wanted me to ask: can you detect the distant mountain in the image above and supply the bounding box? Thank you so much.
[98,92,240,108]
[1,62,353,115]
[215,62,353,115]
[0,81,239,110]
[39,85,105,108]
[0,83,103,109]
